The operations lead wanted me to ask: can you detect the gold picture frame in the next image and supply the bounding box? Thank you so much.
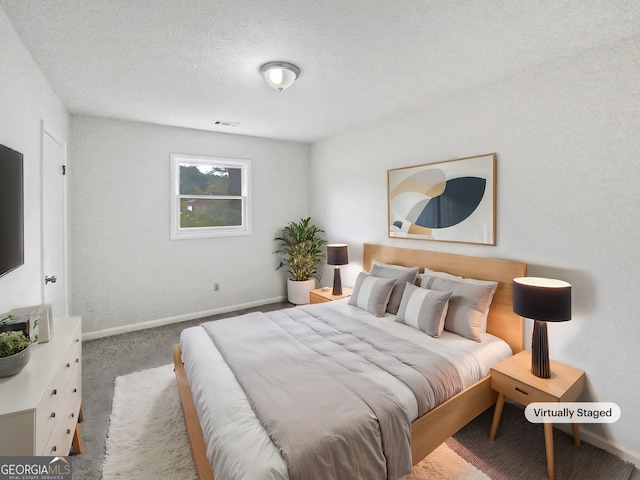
[388,153,496,245]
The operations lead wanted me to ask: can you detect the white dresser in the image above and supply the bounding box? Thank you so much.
[0,316,82,456]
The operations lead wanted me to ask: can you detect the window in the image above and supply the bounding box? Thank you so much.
[171,154,251,239]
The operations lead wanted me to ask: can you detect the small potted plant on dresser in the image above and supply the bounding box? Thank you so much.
[274,217,327,305]
[0,328,32,377]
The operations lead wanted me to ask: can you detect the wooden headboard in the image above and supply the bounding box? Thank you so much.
[363,243,527,354]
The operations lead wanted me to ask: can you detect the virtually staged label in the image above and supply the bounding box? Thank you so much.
[524,402,621,423]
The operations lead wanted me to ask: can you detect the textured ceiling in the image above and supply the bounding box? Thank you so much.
[2,0,640,142]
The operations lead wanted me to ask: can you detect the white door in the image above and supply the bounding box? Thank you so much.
[41,125,67,319]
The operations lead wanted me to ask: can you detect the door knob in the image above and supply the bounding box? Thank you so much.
[45,275,57,284]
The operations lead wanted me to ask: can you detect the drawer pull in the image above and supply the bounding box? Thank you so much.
[66,363,71,368]
[515,387,529,395]
[71,413,75,418]
[75,338,80,342]
[66,429,71,435]
[52,446,57,452]
[73,388,77,393]
[50,412,56,418]
[75,358,80,363]
[52,389,57,395]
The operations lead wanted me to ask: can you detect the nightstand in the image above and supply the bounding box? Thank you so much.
[489,350,586,480]
[309,287,353,304]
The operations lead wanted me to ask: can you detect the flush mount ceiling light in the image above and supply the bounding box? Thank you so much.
[260,61,300,91]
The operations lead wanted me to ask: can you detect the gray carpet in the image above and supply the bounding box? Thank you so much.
[448,403,635,480]
[71,301,290,480]
[70,302,640,480]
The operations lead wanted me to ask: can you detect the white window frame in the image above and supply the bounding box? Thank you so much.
[170,153,251,239]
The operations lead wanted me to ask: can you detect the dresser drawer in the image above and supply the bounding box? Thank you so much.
[43,414,74,456]
[43,379,81,456]
[491,369,558,404]
[35,328,82,453]
[65,360,82,426]
[35,367,72,451]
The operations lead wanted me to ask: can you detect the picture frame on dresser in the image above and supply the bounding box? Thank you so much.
[6,303,54,344]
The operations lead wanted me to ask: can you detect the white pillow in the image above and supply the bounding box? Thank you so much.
[419,267,463,282]
[395,283,451,337]
[348,273,396,317]
[371,259,419,271]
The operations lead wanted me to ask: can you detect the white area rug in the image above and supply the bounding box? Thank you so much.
[103,365,198,480]
[103,364,490,480]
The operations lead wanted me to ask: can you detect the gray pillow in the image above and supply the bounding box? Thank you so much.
[420,268,498,332]
[420,275,497,342]
[395,283,451,337]
[348,273,396,317]
[369,263,419,314]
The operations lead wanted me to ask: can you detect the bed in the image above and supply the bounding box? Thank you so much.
[173,243,527,480]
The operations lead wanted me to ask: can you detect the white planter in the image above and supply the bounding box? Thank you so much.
[287,279,316,305]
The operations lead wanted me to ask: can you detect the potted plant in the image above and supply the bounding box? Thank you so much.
[0,329,32,377]
[274,217,328,304]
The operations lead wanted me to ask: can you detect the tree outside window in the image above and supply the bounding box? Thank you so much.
[171,154,251,239]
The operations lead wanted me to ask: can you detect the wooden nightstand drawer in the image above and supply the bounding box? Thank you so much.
[310,290,331,304]
[490,351,586,402]
[491,369,557,404]
[309,288,353,304]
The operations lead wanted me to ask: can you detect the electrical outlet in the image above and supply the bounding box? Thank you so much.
[214,283,221,292]
[86,302,95,312]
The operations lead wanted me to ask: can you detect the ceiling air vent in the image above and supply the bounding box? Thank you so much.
[213,120,240,128]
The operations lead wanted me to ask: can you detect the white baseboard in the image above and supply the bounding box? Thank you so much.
[82,296,288,341]
[556,423,640,468]
[504,398,640,469]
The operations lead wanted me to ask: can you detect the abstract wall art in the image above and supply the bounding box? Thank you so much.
[388,153,496,245]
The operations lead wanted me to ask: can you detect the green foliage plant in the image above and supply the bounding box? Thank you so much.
[0,330,31,357]
[274,217,328,282]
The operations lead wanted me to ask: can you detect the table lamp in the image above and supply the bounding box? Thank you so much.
[512,277,571,378]
[327,244,348,296]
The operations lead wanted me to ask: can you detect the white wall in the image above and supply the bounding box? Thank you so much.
[311,37,640,463]
[69,115,310,335]
[0,7,69,312]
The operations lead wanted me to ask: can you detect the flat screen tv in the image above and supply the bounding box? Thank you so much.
[0,144,24,278]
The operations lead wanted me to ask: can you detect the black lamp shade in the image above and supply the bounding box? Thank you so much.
[513,277,571,378]
[513,277,571,322]
[327,244,349,266]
